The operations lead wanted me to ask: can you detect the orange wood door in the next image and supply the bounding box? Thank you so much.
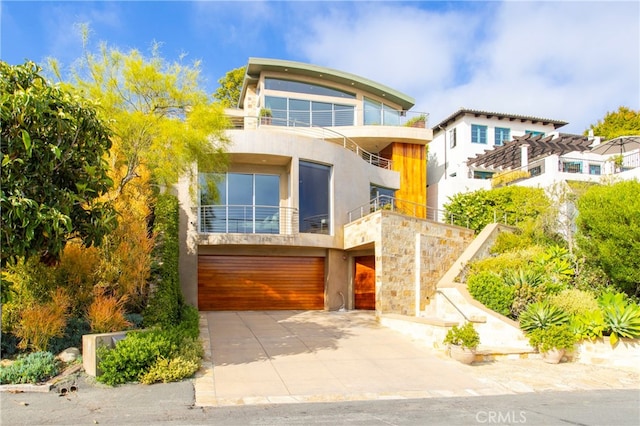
[354,255,375,310]
[198,255,325,310]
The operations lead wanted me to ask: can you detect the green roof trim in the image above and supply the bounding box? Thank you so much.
[239,57,415,110]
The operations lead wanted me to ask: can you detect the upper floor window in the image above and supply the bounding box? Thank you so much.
[526,130,545,137]
[471,124,488,144]
[265,96,354,127]
[495,127,510,146]
[449,128,457,148]
[364,97,401,126]
[265,78,355,99]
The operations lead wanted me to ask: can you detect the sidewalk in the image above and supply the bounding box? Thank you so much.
[194,310,640,407]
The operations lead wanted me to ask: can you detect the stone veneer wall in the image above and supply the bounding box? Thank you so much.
[345,210,474,316]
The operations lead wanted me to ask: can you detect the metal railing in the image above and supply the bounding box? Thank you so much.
[199,205,298,235]
[257,115,393,170]
[346,195,469,227]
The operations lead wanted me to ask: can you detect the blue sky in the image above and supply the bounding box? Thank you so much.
[2,1,639,134]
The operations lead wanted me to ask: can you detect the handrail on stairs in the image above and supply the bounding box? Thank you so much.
[436,289,470,322]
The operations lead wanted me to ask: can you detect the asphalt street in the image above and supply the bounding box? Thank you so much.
[1,376,639,426]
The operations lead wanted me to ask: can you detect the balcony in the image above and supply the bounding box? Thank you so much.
[199,205,298,235]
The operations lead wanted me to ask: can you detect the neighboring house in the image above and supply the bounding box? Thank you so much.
[465,132,640,190]
[428,109,567,212]
[177,57,456,314]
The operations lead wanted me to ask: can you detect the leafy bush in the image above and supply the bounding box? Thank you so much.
[468,247,544,277]
[549,289,598,317]
[527,324,576,352]
[576,180,640,297]
[467,271,514,317]
[443,322,480,350]
[599,293,640,345]
[444,186,552,233]
[97,323,201,386]
[140,356,200,384]
[87,293,131,333]
[144,194,184,328]
[519,302,570,333]
[0,351,60,384]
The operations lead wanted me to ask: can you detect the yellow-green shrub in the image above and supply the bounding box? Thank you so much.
[549,289,598,316]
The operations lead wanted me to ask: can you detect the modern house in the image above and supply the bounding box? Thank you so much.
[177,58,475,315]
[428,109,568,211]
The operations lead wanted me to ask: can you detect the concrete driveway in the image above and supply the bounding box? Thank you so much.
[194,310,504,406]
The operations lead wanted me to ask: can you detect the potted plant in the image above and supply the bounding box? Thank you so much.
[259,108,272,125]
[443,322,480,364]
[526,324,576,364]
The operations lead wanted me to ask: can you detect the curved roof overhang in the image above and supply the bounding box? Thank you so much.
[238,57,415,110]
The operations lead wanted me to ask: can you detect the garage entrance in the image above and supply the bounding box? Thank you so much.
[198,255,325,310]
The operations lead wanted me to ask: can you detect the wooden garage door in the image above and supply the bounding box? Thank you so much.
[198,255,325,310]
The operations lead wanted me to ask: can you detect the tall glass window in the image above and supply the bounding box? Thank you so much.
[199,173,280,234]
[299,161,331,234]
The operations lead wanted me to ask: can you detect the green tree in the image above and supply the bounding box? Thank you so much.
[1,61,116,268]
[213,66,246,108]
[585,106,640,139]
[64,35,229,192]
[444,186,553,233]
[576,180,640,297]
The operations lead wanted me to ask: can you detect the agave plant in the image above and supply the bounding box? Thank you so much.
[599,293,640,345]
[571,309,606,341]
[519,301,570,333]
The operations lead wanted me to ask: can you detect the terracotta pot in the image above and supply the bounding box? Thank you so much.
[542,348,565,364]
[449,344,476,365]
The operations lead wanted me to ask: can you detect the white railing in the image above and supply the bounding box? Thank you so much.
[199,205,298,235]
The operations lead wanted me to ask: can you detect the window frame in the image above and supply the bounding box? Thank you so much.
[494,127,510,146]
[471,124,488,144]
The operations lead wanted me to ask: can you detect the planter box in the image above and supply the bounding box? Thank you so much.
[576,338,640,371]
[82,331,129,377]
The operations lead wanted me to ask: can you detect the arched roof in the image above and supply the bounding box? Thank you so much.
[238,57,415,110]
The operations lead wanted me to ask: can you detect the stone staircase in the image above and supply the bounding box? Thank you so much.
[379,223,535,360]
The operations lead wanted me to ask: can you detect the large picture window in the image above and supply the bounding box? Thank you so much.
[199,173,280,234]
[299,161,331,234]
[265,96,354,127]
